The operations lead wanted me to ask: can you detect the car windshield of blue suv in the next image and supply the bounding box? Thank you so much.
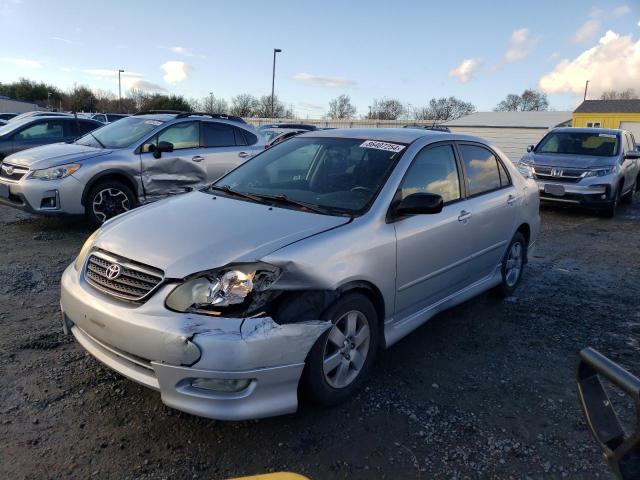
[75,117,165,149]
[211,137,405,216]
[536,131,619,157]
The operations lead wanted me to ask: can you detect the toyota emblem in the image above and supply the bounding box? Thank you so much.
[2,165,14,175]
[105,263,122,280]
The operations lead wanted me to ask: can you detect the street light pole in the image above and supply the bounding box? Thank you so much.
[209,91,214,113]
[583,80,590,101]
[271,48,282,118]
[118,69,125,112]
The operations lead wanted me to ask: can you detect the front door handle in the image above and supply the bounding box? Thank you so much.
[507,194,516,205]
[238,151,251,158]
[192,155,204,162]
[458,210,472,222]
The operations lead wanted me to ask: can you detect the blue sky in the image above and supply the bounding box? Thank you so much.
[1,0,639,117]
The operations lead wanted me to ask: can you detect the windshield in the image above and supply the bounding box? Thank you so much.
[75,117,165,149]
[536,131,619,157]
[212,137,405,216]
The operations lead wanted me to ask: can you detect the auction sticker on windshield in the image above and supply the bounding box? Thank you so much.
[145,120,163,126]
[360,140,406,153]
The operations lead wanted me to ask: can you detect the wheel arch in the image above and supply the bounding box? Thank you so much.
[515,222,531,263]
[336,280,387,345]
[81,170,140,207]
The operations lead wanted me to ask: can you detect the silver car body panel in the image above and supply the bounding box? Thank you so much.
[60,128,540,420]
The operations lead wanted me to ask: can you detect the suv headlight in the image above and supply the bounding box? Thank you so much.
[166,263,281,315]
[31,163,81,180]
[517,161,534,178]
[584,166,616,178]
[74,230,99,271]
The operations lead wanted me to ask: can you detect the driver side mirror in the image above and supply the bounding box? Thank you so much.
[151,141,174,159]
[527,145,535,153]
[624,151,640,161]
[395,193,443,217]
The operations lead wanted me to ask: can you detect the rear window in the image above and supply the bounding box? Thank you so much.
[536,132,619,157]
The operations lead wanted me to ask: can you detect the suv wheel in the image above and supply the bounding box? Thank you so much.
[86,180,135,226]
[302,292,379,406]
[621,181,636,205]
[495,232,526,297]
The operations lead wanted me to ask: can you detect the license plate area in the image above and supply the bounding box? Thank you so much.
[544,184,565,196]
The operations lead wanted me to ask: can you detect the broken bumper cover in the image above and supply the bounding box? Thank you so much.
[0,174,86,215]
[60,264,330,420]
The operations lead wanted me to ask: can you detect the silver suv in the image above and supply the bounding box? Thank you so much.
[61,128,540,420]
[518,127,640,217]
[0,111,263,224]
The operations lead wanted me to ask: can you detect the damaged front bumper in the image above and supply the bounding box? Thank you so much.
[60,264,330,421]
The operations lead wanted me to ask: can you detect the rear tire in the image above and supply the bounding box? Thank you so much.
[622,181,636,205]
[86,180,136,226]
[301,292,379,406]
[495,232,526,297]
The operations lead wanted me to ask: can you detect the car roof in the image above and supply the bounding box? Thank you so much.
[301,127,466,144]
[551,127,623,135]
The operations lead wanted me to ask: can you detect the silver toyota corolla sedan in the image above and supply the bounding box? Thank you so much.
[60,128,540,420]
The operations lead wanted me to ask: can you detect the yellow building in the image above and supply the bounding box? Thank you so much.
[573,99,640,139]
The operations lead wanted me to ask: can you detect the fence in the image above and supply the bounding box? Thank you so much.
[244,118,445,129]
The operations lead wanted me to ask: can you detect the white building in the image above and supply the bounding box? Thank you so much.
[0,96,45,114]
[443,111,572,162]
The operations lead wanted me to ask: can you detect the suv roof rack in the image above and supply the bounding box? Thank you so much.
[175,112,247,124]
[133,110,187,116]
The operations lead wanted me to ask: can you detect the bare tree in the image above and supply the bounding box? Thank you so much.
[367,98,404,120]
[254,94,289,118]
[600,89,638,100]
[199,94,229,113]
[414,97,476,121]
[230,94,258,117]
[327,94,356,119]
[495,89,549,111]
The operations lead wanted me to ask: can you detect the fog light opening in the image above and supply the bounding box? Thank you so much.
[190,378,252,393]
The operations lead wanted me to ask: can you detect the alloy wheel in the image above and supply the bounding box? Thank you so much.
[322,310,371,389]
[505,241,523,287]
[92,188,130,223]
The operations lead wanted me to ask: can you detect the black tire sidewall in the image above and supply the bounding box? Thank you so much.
[86,180,135,226]
[301,292,379,406]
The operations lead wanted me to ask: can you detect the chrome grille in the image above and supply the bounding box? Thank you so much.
[533,166,587,183]
[84,250,164,302]
[0,163,29,182]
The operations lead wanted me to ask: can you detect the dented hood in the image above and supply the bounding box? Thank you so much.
[95,191,350,278]
[4,142,112,169]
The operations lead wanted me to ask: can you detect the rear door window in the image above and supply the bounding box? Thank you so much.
[459,144,502,196]
[202,122,236,147]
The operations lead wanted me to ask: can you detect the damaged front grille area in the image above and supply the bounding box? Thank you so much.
[84,250,164,302]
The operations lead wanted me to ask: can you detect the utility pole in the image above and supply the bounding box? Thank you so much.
[118,69,125,112]
[583,80,589,101]
[209,91,214,113]
[47,92,51,110]
[271,48,282,118]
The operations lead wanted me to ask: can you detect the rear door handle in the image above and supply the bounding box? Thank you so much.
[238,151,251,158]
[458,210,472,222]
[507,194,516,205]
[192,155,204,162]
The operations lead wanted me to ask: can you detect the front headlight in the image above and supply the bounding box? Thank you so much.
[31,163,81,180]
[74,230,99,271]
[517,161,534,178]
[166,263,281,315]
[583,166,616,178]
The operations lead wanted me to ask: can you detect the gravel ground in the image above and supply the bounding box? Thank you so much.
[1,200,639,480]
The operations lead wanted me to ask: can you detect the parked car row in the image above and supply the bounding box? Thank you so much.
[1,113,638,422]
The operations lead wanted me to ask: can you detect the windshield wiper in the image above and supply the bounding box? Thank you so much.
[89,132,105,148]
[248,193,331,215]
[209,185,265,203]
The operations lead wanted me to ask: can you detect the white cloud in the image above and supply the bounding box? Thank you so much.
[51,36,76,45]
[613,5,631,17]
[161,61,191,83]
[495,28,533,69]
[292,72,356,87]
[539,30,640,97]
[122,78,166,92]
[571,19,601,44]
[83,69,143,79]
[1,57,41,68]
[165,46,206,59]
[449,58,482,83]
[298,102,324,111]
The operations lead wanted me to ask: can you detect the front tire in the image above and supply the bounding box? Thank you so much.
[301,292,379,406]
[622,181,636,205]
[86,180,136,226]
[495,232,526,297]
[603,185,621,218]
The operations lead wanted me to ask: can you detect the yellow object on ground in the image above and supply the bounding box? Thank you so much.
[230,473,310,480]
